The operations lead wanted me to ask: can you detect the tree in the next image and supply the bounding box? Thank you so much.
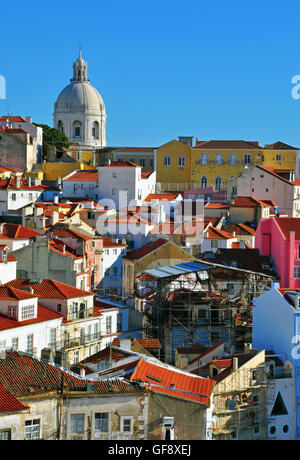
[35,124,70,157]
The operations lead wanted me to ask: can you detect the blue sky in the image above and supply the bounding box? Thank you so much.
[1,0,300,147]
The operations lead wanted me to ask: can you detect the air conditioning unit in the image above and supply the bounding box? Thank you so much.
[41,348,55,362]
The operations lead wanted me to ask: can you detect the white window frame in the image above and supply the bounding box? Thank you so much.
[24,419,40,440]
[201,153,209,165]
[243,153,252,165]
[120,416,134,434]
[215,153,223,165]
[178,156,186,167]
[164,155,171,166]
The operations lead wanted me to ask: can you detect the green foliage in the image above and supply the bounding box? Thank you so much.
[35,124,70,149]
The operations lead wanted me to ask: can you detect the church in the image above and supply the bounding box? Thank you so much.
[53,52,107,149]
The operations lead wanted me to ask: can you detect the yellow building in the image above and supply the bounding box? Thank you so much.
[156,139,192,190]
[156,138,299,192]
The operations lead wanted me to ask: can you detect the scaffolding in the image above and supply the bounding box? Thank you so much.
[138,261,274,364]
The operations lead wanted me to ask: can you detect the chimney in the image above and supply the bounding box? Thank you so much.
[26,176,32,188]
[26,116,33,124]
[53,194,59,204]
[232,357,238,372]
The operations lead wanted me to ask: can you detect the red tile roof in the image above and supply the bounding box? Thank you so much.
[145,193,181,202]
[5,279,93,299]
[0,350,143,398]
[130,359,215,405]
[64,170,98,182]
[264,141,298,150]
[0,116,27,123]
[0,177,50,191]
[133,338,161,349]
[274,217,300,240]
[0,223,43,240]
[225,223,256,236]
[124,239,168,260]
[49,238,82,260]
[0,165,23,173]
[0,286,37,301]
[193,140,261,150]
[101,235,127,248]
[0,382,29,414]
[204,226,235,240]
[100,161,141,168]
[232,196,270,208]
[47,227,92,241]
[0,305,63,332]
[205,202,230,209]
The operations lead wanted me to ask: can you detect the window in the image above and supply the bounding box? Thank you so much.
[129,158,135,163]
[11,337,18,350]
[0,429,11,440]
[95,413,109,432]
[24,419,40,440]
[140,159,145,167]
[8,306,16,318]
[201,153,209,165]
[243,154,251,165]
[215,176,222,191]
[92,121,99,139]
[74,127,81,137]
[106,316,112,334]
[164,155,171,166]
[294,266,300,278]
[283,424,289,433]
[21,304,35,320]
[276,154,282,162]
[73,350,79,364]
[26,334,33,353]
[229,154,237,165]
[117,313,122,332]
[251,370,258,382]
[150,159,154,168]
[70,414,84,434]
[121,417,133,434]
[11,193,16,201]
[57,303,62,313]
[29,193,33,201]
[253,424,260,435]
[113,172,117,179]
[178,156,185,167]
[49,329,56,347]
[215,153,223,165]
[201,176,208,188]
[112,188,117,195]
[211,240,218,248]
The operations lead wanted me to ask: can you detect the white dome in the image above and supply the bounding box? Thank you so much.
[55,81,105,115]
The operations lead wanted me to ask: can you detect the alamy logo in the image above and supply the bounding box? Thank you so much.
[0,75,6,99]
[291,75,300,100]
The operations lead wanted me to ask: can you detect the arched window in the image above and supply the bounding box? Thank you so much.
[215,176,222,191]
[200,176,208,188]
[73,120,82,138]
[92,121,99,139]
[57,120,64,133]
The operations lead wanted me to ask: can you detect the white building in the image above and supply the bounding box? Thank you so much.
[98,236,127,296]
[236,165,300,217]
[53,52,107,148]
[0,223,42,252]
[97,161,156,210]
[0,286,63,357]
[62,169,98,200]
[0,245,17,284]
[0,177,48,217]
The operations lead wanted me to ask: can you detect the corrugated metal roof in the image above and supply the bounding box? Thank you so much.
[143,261,212,279]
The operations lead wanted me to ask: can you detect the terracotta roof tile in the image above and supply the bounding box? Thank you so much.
[0,382,29,413]
[232,196,271,208]
[64,170,98,182]
[134,338,161,349]
[274,217,300,240]
[0,223,43,239]
[124,239,168,260]
[204,227,234,240]
[5,279,93,299]
[130,359,214,405]
[193,140,261,150]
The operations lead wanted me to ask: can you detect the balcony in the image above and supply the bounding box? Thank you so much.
[64,332,101,349]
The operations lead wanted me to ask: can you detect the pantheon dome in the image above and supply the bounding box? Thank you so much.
[53,52,107,147]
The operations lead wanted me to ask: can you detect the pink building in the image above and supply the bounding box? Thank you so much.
[255,217,300,288]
